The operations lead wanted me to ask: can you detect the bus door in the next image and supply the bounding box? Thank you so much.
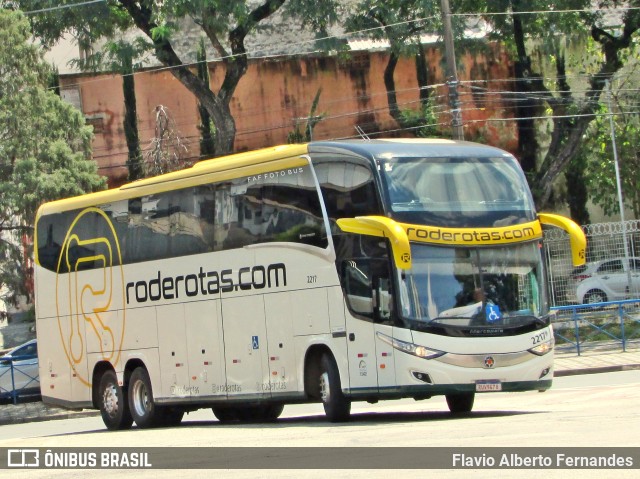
[221,292,269,399]
[341,257,397,394]
[157,303,191,398]
[184,298,225,399]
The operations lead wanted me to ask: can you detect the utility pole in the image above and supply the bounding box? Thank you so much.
[440,0,464,140]
[606,79,633,296]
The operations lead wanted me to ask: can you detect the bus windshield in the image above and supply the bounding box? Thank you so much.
[380,156,536,227]
[398,242,547,332]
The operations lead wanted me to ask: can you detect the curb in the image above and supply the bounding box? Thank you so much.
[0,409,99,427]
[555,363,640,377]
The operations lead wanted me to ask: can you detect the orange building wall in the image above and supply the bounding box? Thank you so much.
[60,44,516,187]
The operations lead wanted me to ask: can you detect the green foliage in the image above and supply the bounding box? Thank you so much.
[582,64,640,218]
[454,0,640,210]
[0,10,105,305]
[345,0,443,57]
[287,88,325,143]
[398,101,439,138]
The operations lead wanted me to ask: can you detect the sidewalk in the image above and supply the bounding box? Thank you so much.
[554,347,640,376]
[1,349,639,427]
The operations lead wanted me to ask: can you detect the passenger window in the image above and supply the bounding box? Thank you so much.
[215,165,327,250]
[312,158,381,229]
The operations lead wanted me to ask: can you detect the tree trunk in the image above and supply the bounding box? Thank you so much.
[117,0,286,156]
[122,54,143,181]
[384,51,403,126]
[511,0,540,176]
[565,155,591,225]
[528,9,640,209]
[197,38,216,159]
[415,43,430,108]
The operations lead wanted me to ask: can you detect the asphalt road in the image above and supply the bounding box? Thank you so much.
[1,370,638,479]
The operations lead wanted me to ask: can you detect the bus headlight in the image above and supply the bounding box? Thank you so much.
[376,332,445,360]
[528,337,554,356]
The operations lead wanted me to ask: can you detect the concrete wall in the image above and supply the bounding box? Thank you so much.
[59,45,516,187]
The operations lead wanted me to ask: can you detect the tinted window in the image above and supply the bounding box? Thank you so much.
[36,165,326,272]
[598,260,623,274]
[380,156,535,228]
[312,159,381,229]
[217,166,327,250]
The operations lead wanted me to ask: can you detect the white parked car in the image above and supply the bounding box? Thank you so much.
[0,339,40,401]
[574,257,640,304]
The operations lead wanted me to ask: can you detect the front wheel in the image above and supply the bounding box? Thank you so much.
[98,370,133,431]
[128,367,159,428]
[446,392,475,414]
[319,354,351,422]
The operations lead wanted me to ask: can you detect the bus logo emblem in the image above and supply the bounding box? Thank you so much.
[55,207,126,387]
[484,356,495,368]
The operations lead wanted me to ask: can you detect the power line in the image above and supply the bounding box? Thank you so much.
[23,0,106,15]
[451,6,640,17]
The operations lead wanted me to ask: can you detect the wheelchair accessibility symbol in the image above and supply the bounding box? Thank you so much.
[485,304,502,322]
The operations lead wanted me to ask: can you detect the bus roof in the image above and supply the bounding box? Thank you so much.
[37,143,309,217]
[308,138,515,160]
[36,139,514,217]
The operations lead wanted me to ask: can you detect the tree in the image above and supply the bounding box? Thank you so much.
[19,0,293,156]
[143,105,192,177]
[345,0,442,136]
[581,50,640,219]
[456,1,640,211]
[196,37,216,159]
[80,40,148,181]
[0,10,105,305]
[287,88,325,143]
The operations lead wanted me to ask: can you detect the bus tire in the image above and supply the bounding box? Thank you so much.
[128,367,160,428]
[319,354,351,422]
[98,369,133,431]
[158,407,184,427]
[446,392,475,414]
[212,406,240,422]
[262,403,284,421]
[213,404,284,423]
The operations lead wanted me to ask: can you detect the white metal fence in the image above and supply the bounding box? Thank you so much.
[544,219,640,307]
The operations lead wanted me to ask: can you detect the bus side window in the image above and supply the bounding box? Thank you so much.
[37,219,64,272]
[312,159,382,231]
[341,256,394,324]
[342,259,374,319]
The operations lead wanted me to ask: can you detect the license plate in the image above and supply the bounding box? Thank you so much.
[476,380,502,392]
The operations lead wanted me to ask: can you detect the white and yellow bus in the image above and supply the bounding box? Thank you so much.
[34,139,585,429]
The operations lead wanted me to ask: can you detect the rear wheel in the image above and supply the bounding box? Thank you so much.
[584,289,607,304]
[157,407,184,427]
[319,354,351,422]
[128,367,160,428]
[446,392,475,414]
[98,370,133,431]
